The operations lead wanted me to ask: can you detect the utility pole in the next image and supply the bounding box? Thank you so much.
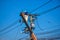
[20,12,37,40]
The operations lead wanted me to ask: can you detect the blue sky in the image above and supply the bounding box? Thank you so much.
[0,0,60,40]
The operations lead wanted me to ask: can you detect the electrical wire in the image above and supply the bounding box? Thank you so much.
[19,35,29,40]
[35,25,60,35]
[36,18,43,31]
[15,24,22,40]
[0,23,22,36]
[49,36,60,39]
[0,20,18,32]
[33,5,60,36]
[36,36,60,40]
[0,25,18,36]
[30,0,52,13]
[36,5,60,16]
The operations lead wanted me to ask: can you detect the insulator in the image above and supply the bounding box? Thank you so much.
[31,23,35,27]
[30,23,35,30]
[24,15,28,21]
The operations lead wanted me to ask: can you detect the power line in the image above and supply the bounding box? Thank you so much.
[49,36,60,40]
[0,23,22,36]
[0,25,18,36]
[36,36,60,40]
[35,25,60,35]
[36,28,60,35]
[15,24,21,40]
[36,18,43,30]
[36,5,60,16]
[19,35,29,40]
[20,34,60,40]
[0,20,18,32]
[30,0,52,13]
[31,4,60,36]
[34,5,60,34]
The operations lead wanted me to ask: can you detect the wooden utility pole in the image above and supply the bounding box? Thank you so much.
[20,12,37,40]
